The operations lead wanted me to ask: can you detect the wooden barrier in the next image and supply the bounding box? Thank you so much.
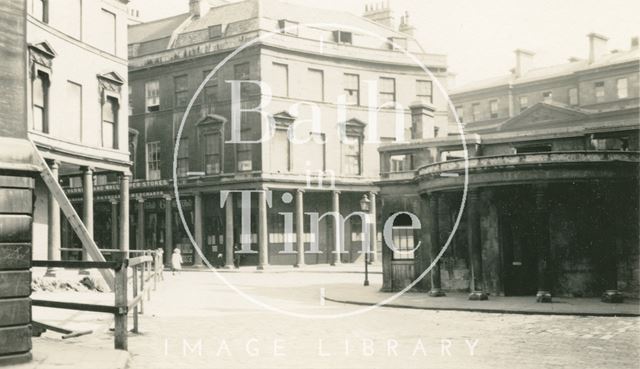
[31,250,163,351]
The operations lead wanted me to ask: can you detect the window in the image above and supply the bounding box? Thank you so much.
[271,63,288,97]
[454,105,463,123]
[542,91,552,103]
[568,88,578,106]
[333,30,352,44]
[519,96,528,112]
[416,80,433,103]
[272,129,290,172]
[590,135,629,151]
[204,132,221,174]
[174,75,188,107]
[208,24,222,39]
[177,138,189,177]
[128,85,133,115]
[378,77,396,106]
[278,19,299,36]
[390,155,411,172]
[99,9,116,54]
[202,70,217,114]
[32,0,48,23]
[60,0,82,39]
[237,144,252,171]
[595,82,605,102]
[145,80,159,112]
[65,81,82,142]
[146,142,161,180]
[489,99,499,118]
[307,69,324,101]
[471,103,480,122]
[32,71,49,132]
[306,133,326,171]
[102,96,118,148]
[344,74,360,105]
[234,62,251,96]
[342,135,361,175]
[391,213,416,260]
[617,78,628,99]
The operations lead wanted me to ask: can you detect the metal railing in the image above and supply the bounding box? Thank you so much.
[31,250,164,351]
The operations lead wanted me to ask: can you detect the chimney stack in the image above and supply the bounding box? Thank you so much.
[410,102,439,139]
[514,49,535,78]
[631,36,639,49]
[587,33,608,63]
[363,1,394,28]
[189,0,211,18]
[398,11,415,36]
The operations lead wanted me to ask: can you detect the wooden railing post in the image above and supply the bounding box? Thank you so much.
[139,261,145,314]
[153,252,158,291]
[131,264,139,334]
[113,253,128,350]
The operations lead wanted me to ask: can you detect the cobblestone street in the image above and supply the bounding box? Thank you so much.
[74,270,640,369]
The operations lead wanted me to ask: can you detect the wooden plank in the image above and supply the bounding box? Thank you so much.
[31,300,119,314]
[0,271,30,298]
[0,298,30,326]
[0,215,32,243]
[31,260,121,270]
[0,188,31,213]
[114,260,128,350]
[0,326,31,355]
[0,243,30,270]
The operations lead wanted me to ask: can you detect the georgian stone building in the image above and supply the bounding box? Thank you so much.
[78,0,450,267]
[379,35,640,301]
[26,0,131,264]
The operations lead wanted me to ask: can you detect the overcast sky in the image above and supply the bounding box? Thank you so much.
[129,0,640,87]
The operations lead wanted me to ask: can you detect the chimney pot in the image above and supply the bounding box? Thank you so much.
[587,33,609,63]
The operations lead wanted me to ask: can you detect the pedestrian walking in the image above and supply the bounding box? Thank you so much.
[171,248,183,275]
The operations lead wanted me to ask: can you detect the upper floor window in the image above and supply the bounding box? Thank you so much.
[542,91,552,103]
[519,96,528,111]
[102,96,118,149]
[204,132,222,174]
[145,80,159,112]
[390,155,411,172]
[568,88,578,106]
[307,69,324,102]
[208,24,222,39]
[489,99,499,118]
[590,134,629,151]
[471,103,480,122]
[202,70,217,115]
[454,105,463,123]
[333,30,352,44]
[177,137,189,177]
[32,0,49,23]
[271,63,289,97]
[278,19,299,36]
[271,128,291,172]
[174,75,188,107]
[344,74,360,105]
[234,62,251,96]
[237,143,252,172]
[617,78,628,99]
[146,141,161,180]
[33,70,50,133]
[60,0,82,39]
[99,9,116,55]
[378,77,396,106]
[594,81,605,102]
[66,81,82,142]
[416,80,433,103]
[128,85,133,115]
[342,135,362,175]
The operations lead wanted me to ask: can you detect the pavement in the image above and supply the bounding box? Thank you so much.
[12,338,129,369]
[20,268,640,369]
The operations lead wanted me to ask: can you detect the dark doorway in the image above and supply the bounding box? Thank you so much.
[500,190,539,296]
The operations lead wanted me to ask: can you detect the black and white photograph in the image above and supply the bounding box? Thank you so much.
[0,0,638,368]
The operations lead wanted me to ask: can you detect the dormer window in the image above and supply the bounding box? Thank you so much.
[278,19,299,36]
[208,24,223,39]
[333,30,352,44]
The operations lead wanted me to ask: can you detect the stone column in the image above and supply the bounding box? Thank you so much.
[164,195,173,265]
[193,192,203,267]
[468,190,488,300]
[136,197,145,252]
[534,185,552,303]
[46,161,61,276]
[295,189,305,267]
[224,192,234,268]
[331,191,342,266]
[369,192,378,263]
[257,189,269,269]
[110,199,118,250]
[428,192,445,297]
[82,167,94,261]
[119,174,130,257]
